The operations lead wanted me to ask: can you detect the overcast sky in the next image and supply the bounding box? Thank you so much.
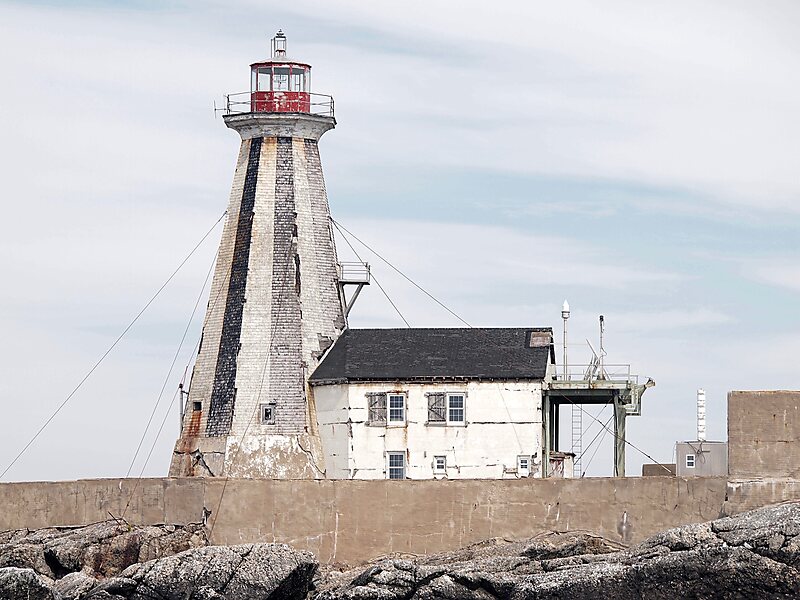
[1,0,798,481]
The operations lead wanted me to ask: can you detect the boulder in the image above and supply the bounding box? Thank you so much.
[0,567,56,600]
[53,570,98,599]
[0,520,208,579]
[88,543,317,600]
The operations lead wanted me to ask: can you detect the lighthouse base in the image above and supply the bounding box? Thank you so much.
[169,434,326,479]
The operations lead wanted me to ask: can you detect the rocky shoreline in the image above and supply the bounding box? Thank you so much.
[1,502,798,599]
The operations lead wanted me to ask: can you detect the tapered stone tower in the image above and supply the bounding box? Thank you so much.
[170,31,345,478]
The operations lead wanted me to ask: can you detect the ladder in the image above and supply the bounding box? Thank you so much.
[572,404,582,475]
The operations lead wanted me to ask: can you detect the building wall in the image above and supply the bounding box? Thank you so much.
[0,477,728,564]
[676,441,727,477]
[728,390,800,478]
[314,381,544,479]
[311,384,351,477]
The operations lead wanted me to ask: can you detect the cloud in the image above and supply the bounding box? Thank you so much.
[610,308,734,332]
[0,0,797,482]
[747,262,800,293]
[274,0,800,213]
[334,217,684,327]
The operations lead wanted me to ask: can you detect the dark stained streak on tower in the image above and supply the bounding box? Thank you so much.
[206,136,263,436]
[267,137,305,433]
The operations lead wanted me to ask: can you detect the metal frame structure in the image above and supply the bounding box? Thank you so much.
[337,261,371,319]
[543,359,654,478]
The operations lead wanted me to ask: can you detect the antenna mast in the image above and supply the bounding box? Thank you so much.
[598,315,606,380]
[697,388,707,442]
[561,300,570,380]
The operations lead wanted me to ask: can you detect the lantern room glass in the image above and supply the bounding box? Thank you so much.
[254,68,271,92]
[273,67,290,91]
[251,65,309,92]
[290,70,305,92]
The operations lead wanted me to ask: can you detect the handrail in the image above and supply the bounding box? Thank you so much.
[338,261,370,284]
[224,91,335,118]
[554,363,638,384]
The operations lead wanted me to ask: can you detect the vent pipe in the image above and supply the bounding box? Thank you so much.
[697,388,706,442]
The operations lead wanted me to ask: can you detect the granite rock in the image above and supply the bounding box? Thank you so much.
[315,502,800,600]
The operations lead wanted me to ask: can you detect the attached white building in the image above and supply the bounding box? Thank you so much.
[309,327,558,479]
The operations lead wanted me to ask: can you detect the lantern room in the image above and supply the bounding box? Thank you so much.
[250,30,312,114]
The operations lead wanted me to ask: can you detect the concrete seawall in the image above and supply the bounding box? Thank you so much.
[0,476,728,564]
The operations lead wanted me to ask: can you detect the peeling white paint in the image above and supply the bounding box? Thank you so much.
[315,381,545,479]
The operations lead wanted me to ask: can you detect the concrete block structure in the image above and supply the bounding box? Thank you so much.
[728,390,800,479]
[170,33,344,479]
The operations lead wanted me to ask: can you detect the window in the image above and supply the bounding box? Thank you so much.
[256,67,271,91]
[388,452,405,479]
[367,393,387,425]
[388,394,405,423]
[273,67,290,91]
[434,456,446,473]
[427,393,446,422]
[260,403,276,425]
[290,69,306,92]
[447,394,465,424]
[686,454,696,468]
[192,401,202,412]
[518,455,531,477]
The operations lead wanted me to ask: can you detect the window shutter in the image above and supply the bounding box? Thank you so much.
[427,392,446,422]
[367,393,387,424]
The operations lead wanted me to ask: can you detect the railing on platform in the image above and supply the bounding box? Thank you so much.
[553,341,639,384]
[556,363,638,384]
[223,91,335,118]
[338,261,370,285]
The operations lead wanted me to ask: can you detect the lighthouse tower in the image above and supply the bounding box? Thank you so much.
[170,31,345,479]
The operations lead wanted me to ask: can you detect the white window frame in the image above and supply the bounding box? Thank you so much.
[433,455,447,473]
[388,393,406,424]
[387,452,405,479]
[685,453,696,469]
[517,455,531,477]
[259,402,276,425]
[446,393,466,425]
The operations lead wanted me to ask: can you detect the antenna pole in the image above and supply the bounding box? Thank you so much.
[697,388,706,442]
[598,315,605,379]
[561,300,570,380]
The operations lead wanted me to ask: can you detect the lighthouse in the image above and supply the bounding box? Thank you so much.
[170,31,346,479]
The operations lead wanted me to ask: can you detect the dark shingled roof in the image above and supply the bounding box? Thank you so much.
[309,328,553,384]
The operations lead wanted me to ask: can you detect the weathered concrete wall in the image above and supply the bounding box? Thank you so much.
[728,390,800,478]
[721,391,800,516]
[0,477,726,564]
[723,478,800,514]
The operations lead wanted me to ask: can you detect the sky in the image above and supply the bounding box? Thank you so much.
[0,0,799,481]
